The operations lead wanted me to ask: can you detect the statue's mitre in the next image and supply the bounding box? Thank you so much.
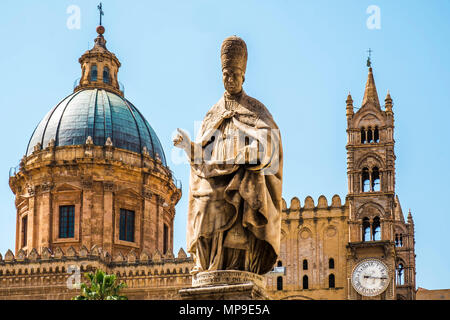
[221,36,248,73]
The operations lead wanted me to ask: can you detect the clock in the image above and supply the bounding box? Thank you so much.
[351,258,390,297]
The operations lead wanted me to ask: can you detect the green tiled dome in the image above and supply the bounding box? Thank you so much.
[27,89,167,165]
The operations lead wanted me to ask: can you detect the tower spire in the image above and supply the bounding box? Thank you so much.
[362,64,380,108]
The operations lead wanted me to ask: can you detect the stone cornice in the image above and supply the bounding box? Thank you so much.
[10,145,179,198]
[0,246,193,273]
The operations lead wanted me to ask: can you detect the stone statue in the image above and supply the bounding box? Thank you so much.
[173,36,283,275]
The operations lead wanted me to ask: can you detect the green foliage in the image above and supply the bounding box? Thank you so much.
[72,269,127,300]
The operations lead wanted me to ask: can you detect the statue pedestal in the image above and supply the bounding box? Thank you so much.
[179,270,269,300]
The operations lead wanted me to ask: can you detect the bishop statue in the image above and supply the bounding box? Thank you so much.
[174,36,283,275]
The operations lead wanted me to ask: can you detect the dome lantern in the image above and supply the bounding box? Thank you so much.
[74,24,123,96]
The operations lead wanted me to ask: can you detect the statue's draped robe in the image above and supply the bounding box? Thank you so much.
[187,91,283,275]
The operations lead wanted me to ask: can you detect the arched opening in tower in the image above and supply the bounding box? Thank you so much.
[372,167,380,191]
[362,167,370,192]
[362,217,371,241]
[372,216,381,241]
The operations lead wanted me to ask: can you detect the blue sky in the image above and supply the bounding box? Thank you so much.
[0,0,449,290]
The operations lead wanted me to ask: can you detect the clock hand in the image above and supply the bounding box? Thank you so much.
[363,275,387,280]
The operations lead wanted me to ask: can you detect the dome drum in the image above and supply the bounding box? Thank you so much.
[9,140,181,257]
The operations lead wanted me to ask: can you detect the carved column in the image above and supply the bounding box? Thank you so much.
[15,205,20,254]
[81,181,93,249]
[28,196,36,250]
[357,221,362,242]
[360,173,363,193]
[348,173,353,194]
[170,213,174,253]
[380,219,386,240]
[142,188,153,254]
[38,187,52,250]
[149,193,159,254]
[103,182,114,253]
[157,196,165,252]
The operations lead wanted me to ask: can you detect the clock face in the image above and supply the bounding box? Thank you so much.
[351,259,390,297]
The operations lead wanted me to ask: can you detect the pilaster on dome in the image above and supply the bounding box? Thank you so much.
[361,67,380,108]
[74,24,123,96]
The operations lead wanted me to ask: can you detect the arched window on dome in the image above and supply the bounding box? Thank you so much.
[91,65,98,82]
[119,209,135,242]
[163,223,169,254]
[59,205,75,238]
[21,215,28,248]
[103,66,111,84]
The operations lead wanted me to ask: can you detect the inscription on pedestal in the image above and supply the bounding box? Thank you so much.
[192,270,265,289]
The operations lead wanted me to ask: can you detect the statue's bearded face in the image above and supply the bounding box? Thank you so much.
[223,67,244,95]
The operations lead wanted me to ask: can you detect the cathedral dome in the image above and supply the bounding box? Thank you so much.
[26,88,167,165]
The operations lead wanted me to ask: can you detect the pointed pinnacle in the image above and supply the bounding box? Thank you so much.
[407,209,413,221]
[362,67,380,108]
[346,92,353,104]
[385,90,392,101]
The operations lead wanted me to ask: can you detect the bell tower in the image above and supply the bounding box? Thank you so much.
[346,67,395,199]
[345,61,415,299]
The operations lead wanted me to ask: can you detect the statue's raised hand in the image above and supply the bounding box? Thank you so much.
[173,128,192,152]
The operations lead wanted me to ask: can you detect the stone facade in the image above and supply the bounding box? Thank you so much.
[0,246,192,300]
[266,195,348,300]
